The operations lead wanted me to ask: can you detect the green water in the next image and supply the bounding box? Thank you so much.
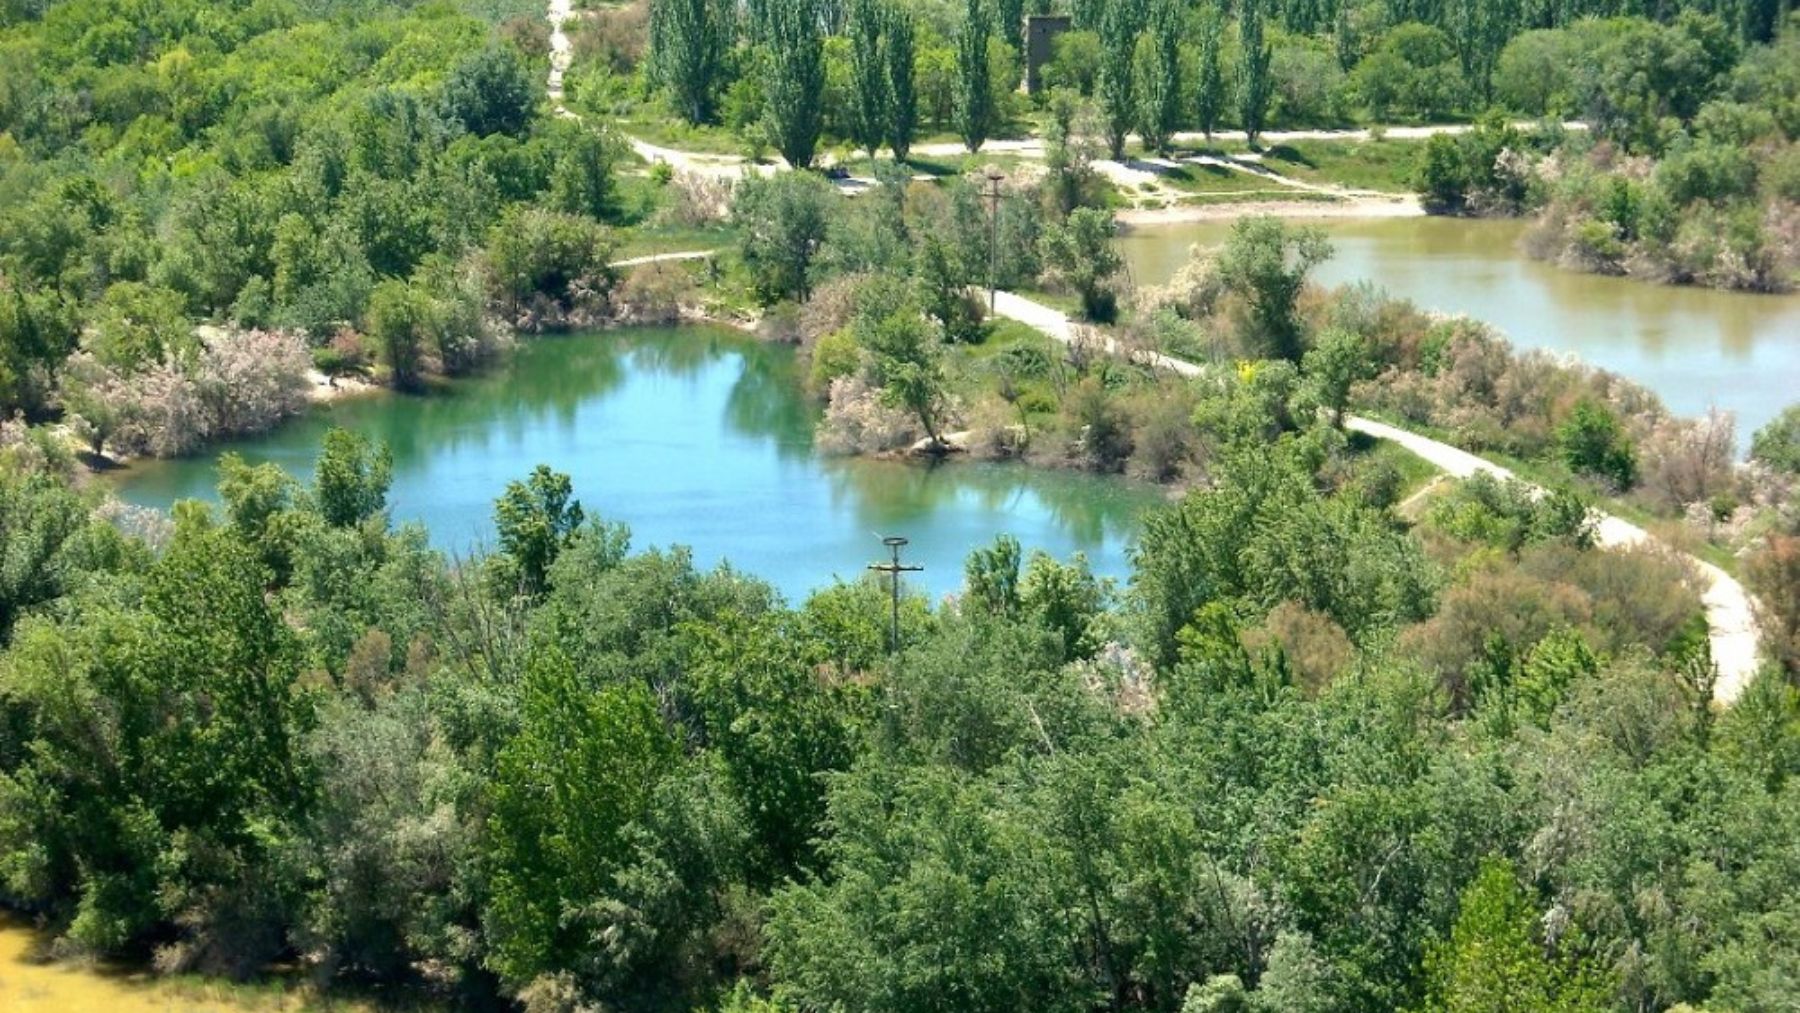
[108,326,1162,601]
[1120,216,1800,442]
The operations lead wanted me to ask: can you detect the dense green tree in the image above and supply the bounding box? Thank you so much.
[85,282,190,371]
[1301,327,1369,427]
[955,0,998,151]
[0,468,102,644]
[1097,0,1137,159]
[684,611,854,878]
[483,650,678,987]
[766,0,826,168]
[484,207,615,314]
[0,511,312,962]
[1418,857,1611,1012]
[547,125,618,221]
[0,282,76,415]
[364,280,429,391]
[1750,404,1800,475]
[1240,0,1275,145]
[859,284,953,447]
[444,43,537,139]
[1215,216,1333,361]
[1195,4,1227,140]
[493,465,586,596]
[1555,399,1638,489]
[916,234,987,344]
[1136,0,1183,156]
[1459,0,1520,104]
[883,1,919,160]
[1039,206,1124,321]
[964,533,1024,616]
[650,0,731,124]
[313,428,393,529]
[849,0,889,162]
[735,172,834,304]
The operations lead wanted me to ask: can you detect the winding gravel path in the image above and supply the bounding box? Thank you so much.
[990,291,1762,705]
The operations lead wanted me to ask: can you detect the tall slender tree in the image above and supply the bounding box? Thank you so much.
[1096,0,1136,159]
[849,0,888,162]
[1135,0,1182,156]
[995,0,1024,51]
[1195,4,1225,140]
[1449,0,1520,104]
[649,0,730,125]
[766,0,826,168]
[955,0,997,152]
[1239,0,1273,146]
[884,1,918,161]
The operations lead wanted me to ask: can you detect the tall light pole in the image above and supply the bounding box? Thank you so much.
[868,535,923,654]
[984,166,1005,312]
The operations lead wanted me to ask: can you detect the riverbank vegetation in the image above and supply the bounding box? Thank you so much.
[2,397,1797,1010]
[1419,15,1800,292]
[0,0,654,458]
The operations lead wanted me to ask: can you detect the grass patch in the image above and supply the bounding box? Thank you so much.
[612,222,738,260]
[1346,430,1443,501]
[1258,139,1427,193]
[1151,162,1292,196]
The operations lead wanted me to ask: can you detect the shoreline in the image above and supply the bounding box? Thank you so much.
[1117,194,1424,227]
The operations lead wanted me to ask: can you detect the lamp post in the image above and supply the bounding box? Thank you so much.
[984,166,1005,312]
[868,535,922,654]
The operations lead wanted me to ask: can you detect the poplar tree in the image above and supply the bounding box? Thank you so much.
[994,0,1024,51]
[766,0,825,169]
[1096,0,1136,159]
[849,0,888,162]
[1195,4,1225,140]
[1450,0,1520,105]
[1135,0,1182,156]
[649,0,729,125]
[884,1,918,161]
[1239,0,1273,146]
[955,0,996,152]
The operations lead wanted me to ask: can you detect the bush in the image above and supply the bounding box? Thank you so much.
[1745,535,1800,676]
[1556,399,1638,489]
[1751,406,1800,475]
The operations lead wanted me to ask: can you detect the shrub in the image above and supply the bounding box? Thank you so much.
[1637,408,1736,510]
[1751,406,1800,476]
[616,262,698,325]
[1745,535,1800,676]
[192,329,311,441]
[1240,601,1354,695]
[1556,399,1638,490]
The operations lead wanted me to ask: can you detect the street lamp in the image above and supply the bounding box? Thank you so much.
[984,166,1005,313]
[868,535,922,654]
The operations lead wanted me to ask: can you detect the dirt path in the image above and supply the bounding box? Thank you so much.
[608,250,718,269]
[989,291,1762,705]
[1117,196,1424,225]
[909,121,1584,160]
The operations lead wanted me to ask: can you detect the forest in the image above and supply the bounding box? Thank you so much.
[2,0,1800,1011]
[3,381,1800,1012]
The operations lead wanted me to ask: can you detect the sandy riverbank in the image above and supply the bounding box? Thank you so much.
[1117,194,1424,227]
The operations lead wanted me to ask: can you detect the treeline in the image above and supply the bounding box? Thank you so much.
[613,0,1790,162]
[2,386,1799,1010]
[0,0,633,447]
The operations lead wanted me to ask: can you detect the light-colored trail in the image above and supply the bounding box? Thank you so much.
[908,121,1586,160]
[989,290,1762,705]
[546,0,572,110]
[608,250,718,269]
